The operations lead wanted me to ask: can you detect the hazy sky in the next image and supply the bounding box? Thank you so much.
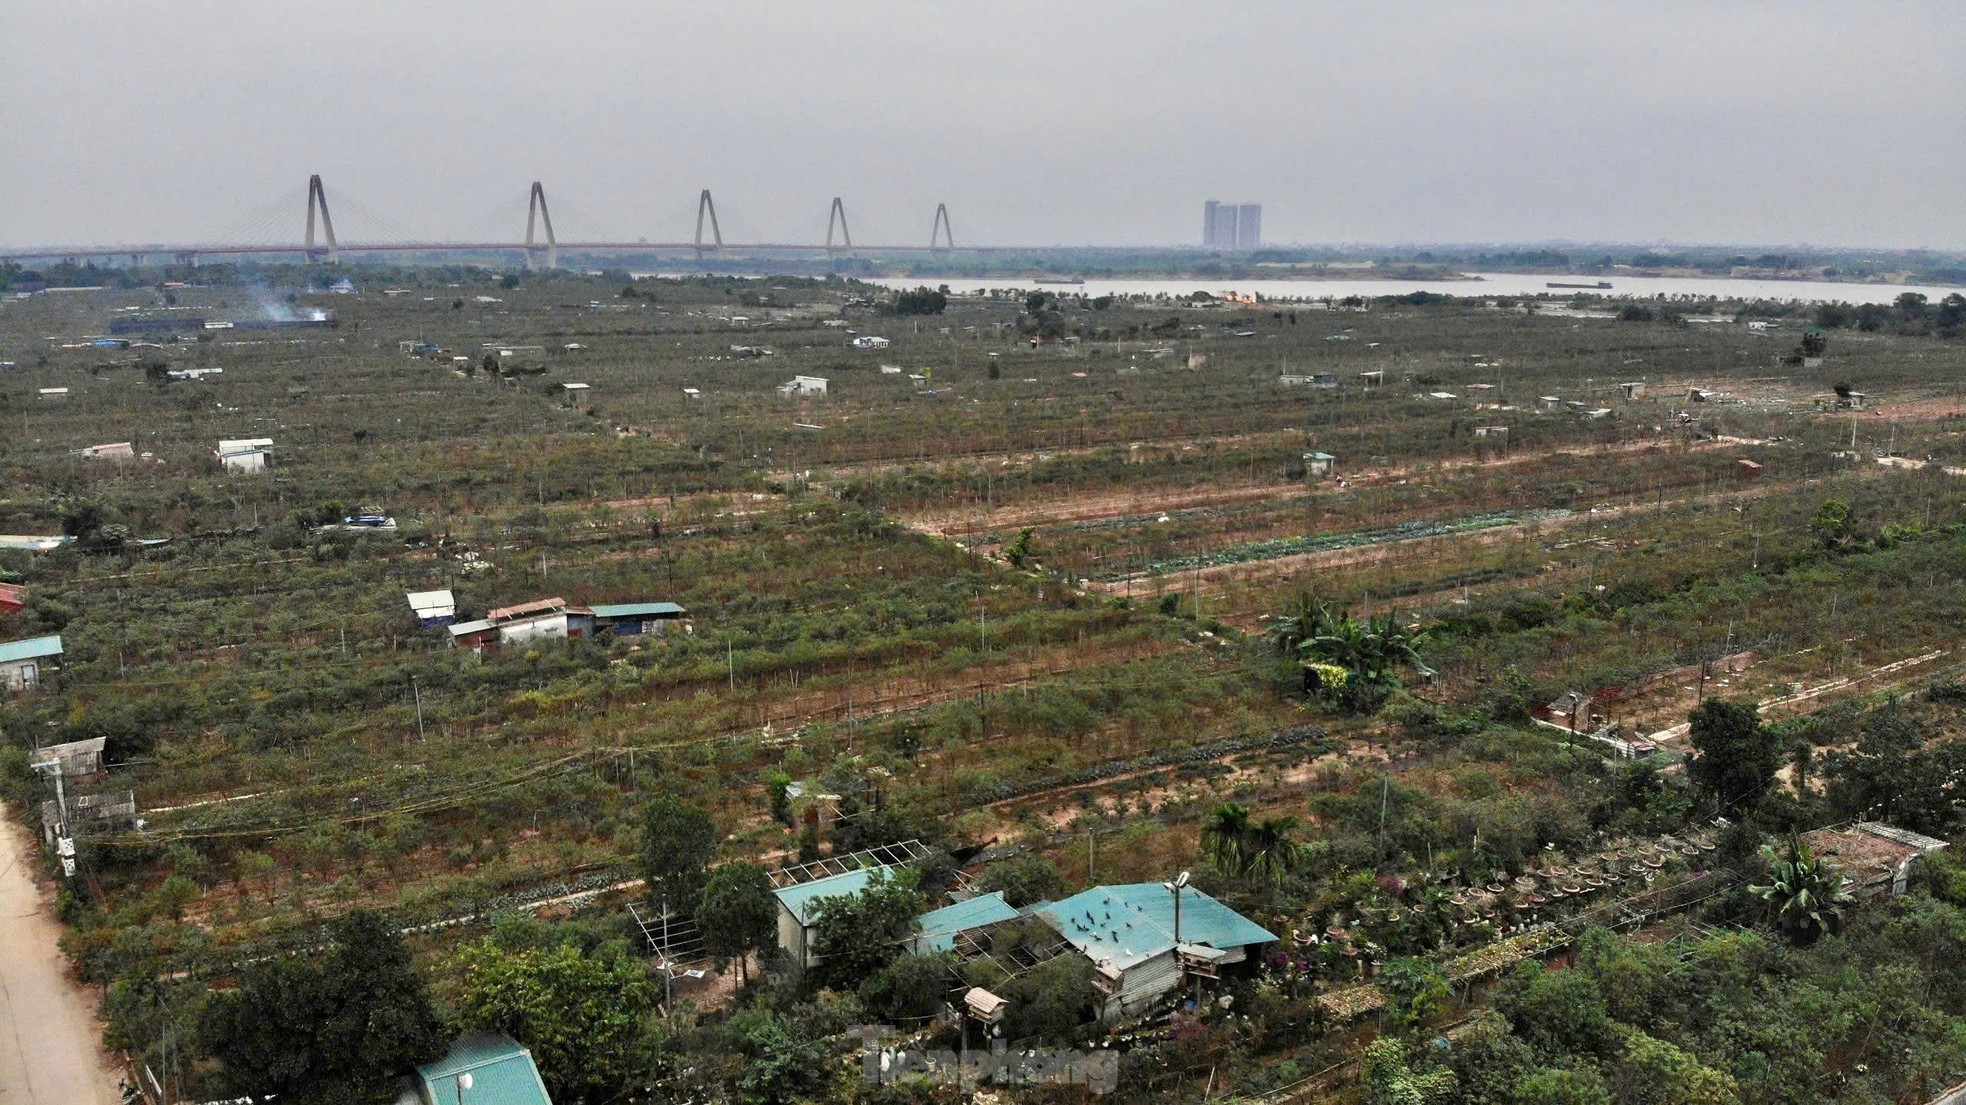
[3,1,1961,250]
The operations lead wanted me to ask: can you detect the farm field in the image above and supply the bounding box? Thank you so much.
[4,266,1966,1103]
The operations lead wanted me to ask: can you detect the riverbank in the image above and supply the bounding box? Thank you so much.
[859,271,1964,306]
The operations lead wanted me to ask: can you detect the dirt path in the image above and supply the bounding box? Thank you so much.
[0,805,125,1105]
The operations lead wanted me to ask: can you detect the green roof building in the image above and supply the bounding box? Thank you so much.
[1032,883,1276,1022]
[909,890,1022,953]
[406,1033,553,1105]
[773,865,893,967]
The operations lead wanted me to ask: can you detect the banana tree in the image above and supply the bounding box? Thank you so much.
[1750,835,1853,944]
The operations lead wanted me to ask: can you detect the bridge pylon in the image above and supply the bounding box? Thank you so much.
[930,203,954,251]
[825,197,852,251]
[525,182,559,270]
[694,190,723,254]
[305,174,339,264]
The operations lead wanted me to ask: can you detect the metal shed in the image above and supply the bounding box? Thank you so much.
[407,589,457,626]
[0,634,63,692]
[590,601,688,635]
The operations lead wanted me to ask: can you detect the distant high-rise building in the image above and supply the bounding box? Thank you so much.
[1203,200,1261,249]
[1235,204,1262,249]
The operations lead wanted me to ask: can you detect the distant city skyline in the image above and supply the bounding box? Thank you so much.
[1,2,1961,250]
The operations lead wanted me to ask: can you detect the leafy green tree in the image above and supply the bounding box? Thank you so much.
[1361,1037,1457,1105]
[198,911,446,1105]
[1810,499,1852,549]
[859,951,959,1022]
[697,861,778,982]
[976,853,1065,907]
[894,285,949,316]
[808,869,923,989]
[154,874,197,921]
[1379,956,1450,1030]
[1609,1029,1741,1105]
[1003,526,1036,568]
[640,796,718,910]
[1749,836,1854,945]
[999,953,1098,1043]
[1514,1067,1612,1105]
[1493,961,1619,1061]
[767,772,792,826]
[1821,705,1966,836]
[1442,1011,1537,1105]
[458,937,659,1103]
[728,1010,835,1104]
[1687,699,1779,815]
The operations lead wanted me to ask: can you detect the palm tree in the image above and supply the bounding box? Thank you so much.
[1242,815,1306,884]
[1750,835,1853,944]
[1201,802,1252,874]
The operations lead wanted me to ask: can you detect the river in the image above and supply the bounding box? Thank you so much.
[857,273,1960,306]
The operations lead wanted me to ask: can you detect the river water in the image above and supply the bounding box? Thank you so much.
[860,273,1961,306]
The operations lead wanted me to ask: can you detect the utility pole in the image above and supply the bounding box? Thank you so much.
[412,677,426,741]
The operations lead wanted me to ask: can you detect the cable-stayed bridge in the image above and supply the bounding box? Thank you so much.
[1,176,1028,265]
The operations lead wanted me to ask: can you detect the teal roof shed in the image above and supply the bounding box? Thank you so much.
[0,635,63,664]
[413,1033,553,1105]
[1032,883,1276,971]
[913,891,1021,952]
[589,601,686,619]
[774,866,885,926]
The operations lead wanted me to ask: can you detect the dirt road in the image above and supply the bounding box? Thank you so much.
[0,804,125,1105]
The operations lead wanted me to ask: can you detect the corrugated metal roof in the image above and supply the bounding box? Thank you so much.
[0,635,63,664]
[448,619,494,636]
[406,589,455,615]
[0,536,72,552]
[590,602,686,619]
[915,891,1020,951]
[1032,883,1275,971]
[487,597,566,622]
[772,865,893,926]
[416,1033,554,1105]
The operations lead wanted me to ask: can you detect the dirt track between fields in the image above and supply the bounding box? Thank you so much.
[0,805,125,1105]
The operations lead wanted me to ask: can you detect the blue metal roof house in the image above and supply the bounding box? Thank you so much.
[1031,883,1276,1022]
[0,635,62,693]
[400,1033,553,1105]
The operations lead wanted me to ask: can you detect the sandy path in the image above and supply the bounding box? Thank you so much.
[0,805,125,1105]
